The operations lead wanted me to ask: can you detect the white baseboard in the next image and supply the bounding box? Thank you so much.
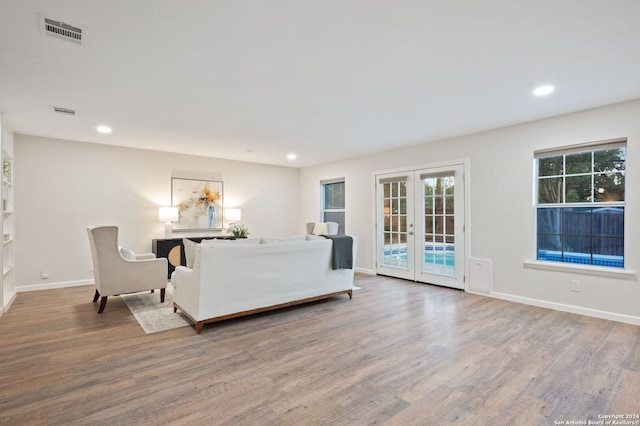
[16,279,94,293]
[354,267,375,275]
[480,290,640,326]
[1,290,17,315]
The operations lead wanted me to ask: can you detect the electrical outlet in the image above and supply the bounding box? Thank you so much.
[570,279,580,292]
[41,270,49,280]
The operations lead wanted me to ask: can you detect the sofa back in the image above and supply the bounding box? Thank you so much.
[190,237,357,319]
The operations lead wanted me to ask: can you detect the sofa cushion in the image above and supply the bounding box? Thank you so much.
[312,223,329,235]
[260,237,287,244]
[260,236,306,244]
[186,238,260,268]
[310,222,339,235]
[120,247,136,260]
[201,238,260,245]
[183,239,198,268]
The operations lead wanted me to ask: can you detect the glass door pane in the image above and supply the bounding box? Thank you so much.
[382,180,408,268]
[422,175,455,276]
[376,174,414,280]
[414,166,464,289]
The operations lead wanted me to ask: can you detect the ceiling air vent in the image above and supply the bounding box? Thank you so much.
[44,18,82,44]
[52,106,77,116]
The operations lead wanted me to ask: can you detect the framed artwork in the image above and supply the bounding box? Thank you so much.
[171,178,224,231]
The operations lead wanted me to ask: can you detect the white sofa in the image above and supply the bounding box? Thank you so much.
[171,236,358,333]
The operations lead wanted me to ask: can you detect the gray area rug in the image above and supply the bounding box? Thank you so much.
[121,285,191,334]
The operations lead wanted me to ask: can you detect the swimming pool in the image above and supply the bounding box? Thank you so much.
[537,250,623,268]
[384,248,455,267]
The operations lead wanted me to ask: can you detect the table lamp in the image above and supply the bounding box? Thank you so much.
[159,206,179,238]
[224,208,241,223]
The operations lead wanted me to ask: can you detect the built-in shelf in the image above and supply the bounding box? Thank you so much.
[3,159,12,186]
[3,264,14,277]
[2,119,16,313]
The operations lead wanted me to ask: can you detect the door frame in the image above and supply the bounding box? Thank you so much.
[372,158,471,290]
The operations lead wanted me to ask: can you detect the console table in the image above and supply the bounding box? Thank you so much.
[152,236,236,278]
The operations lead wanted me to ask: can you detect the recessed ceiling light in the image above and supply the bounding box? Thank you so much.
[96,125,112,134]
[533,85,555,96]
[287,153,297,160]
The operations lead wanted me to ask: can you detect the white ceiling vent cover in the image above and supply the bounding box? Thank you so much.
[43,18,82,44]
[52,106,76,116]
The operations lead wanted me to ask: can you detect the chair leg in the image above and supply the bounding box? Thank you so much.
[160,288,166,303]
[150,289,155,293]
[97,296,108,313]
[93,289,100,303]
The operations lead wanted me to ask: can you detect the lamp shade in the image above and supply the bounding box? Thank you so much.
[158,206,179,222]
[224,208,241,222]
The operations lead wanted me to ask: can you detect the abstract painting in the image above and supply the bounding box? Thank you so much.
[171,178,223,230]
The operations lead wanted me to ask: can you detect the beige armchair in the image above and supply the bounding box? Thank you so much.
[87,225,168,313]
[305,222,339,235]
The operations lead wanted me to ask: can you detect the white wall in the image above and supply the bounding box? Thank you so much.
[15,135,300,289]
[300,99,640,323]
[12,100,640,323]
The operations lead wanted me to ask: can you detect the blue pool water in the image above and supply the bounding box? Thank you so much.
[424,253,455,266]
[537,250,623,268]
[384,249,455,267]
[386,248,623,269]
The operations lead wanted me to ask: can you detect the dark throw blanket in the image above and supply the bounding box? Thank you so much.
[321,235,353,270]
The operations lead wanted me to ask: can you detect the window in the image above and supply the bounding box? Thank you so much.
[321,179,345,234]
[535,139,626,268]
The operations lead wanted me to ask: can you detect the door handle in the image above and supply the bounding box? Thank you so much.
[408,231,414,235]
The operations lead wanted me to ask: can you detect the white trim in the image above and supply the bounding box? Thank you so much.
[534,137,626,158]
[320,179,346,229]
[523,260,636,279]
[354,267,375,275]
[483,290,640,326]
[16,279,94,292]
[371,158,471,290]
[372,158,469,177]
[320,177,345,185]
[1,290,16,314]
[537,202,624,208]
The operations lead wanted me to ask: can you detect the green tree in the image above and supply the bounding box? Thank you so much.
[537,148,625,204]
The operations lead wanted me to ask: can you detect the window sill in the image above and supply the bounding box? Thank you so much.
[523,260,636,279]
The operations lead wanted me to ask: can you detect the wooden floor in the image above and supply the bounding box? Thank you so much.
[0,274,638,425]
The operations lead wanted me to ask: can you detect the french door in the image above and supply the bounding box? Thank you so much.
[376,164,465,289]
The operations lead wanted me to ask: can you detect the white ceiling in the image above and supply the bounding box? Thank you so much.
[1,1,639,167]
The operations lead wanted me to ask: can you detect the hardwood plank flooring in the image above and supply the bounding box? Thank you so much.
[0,274,638,425]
